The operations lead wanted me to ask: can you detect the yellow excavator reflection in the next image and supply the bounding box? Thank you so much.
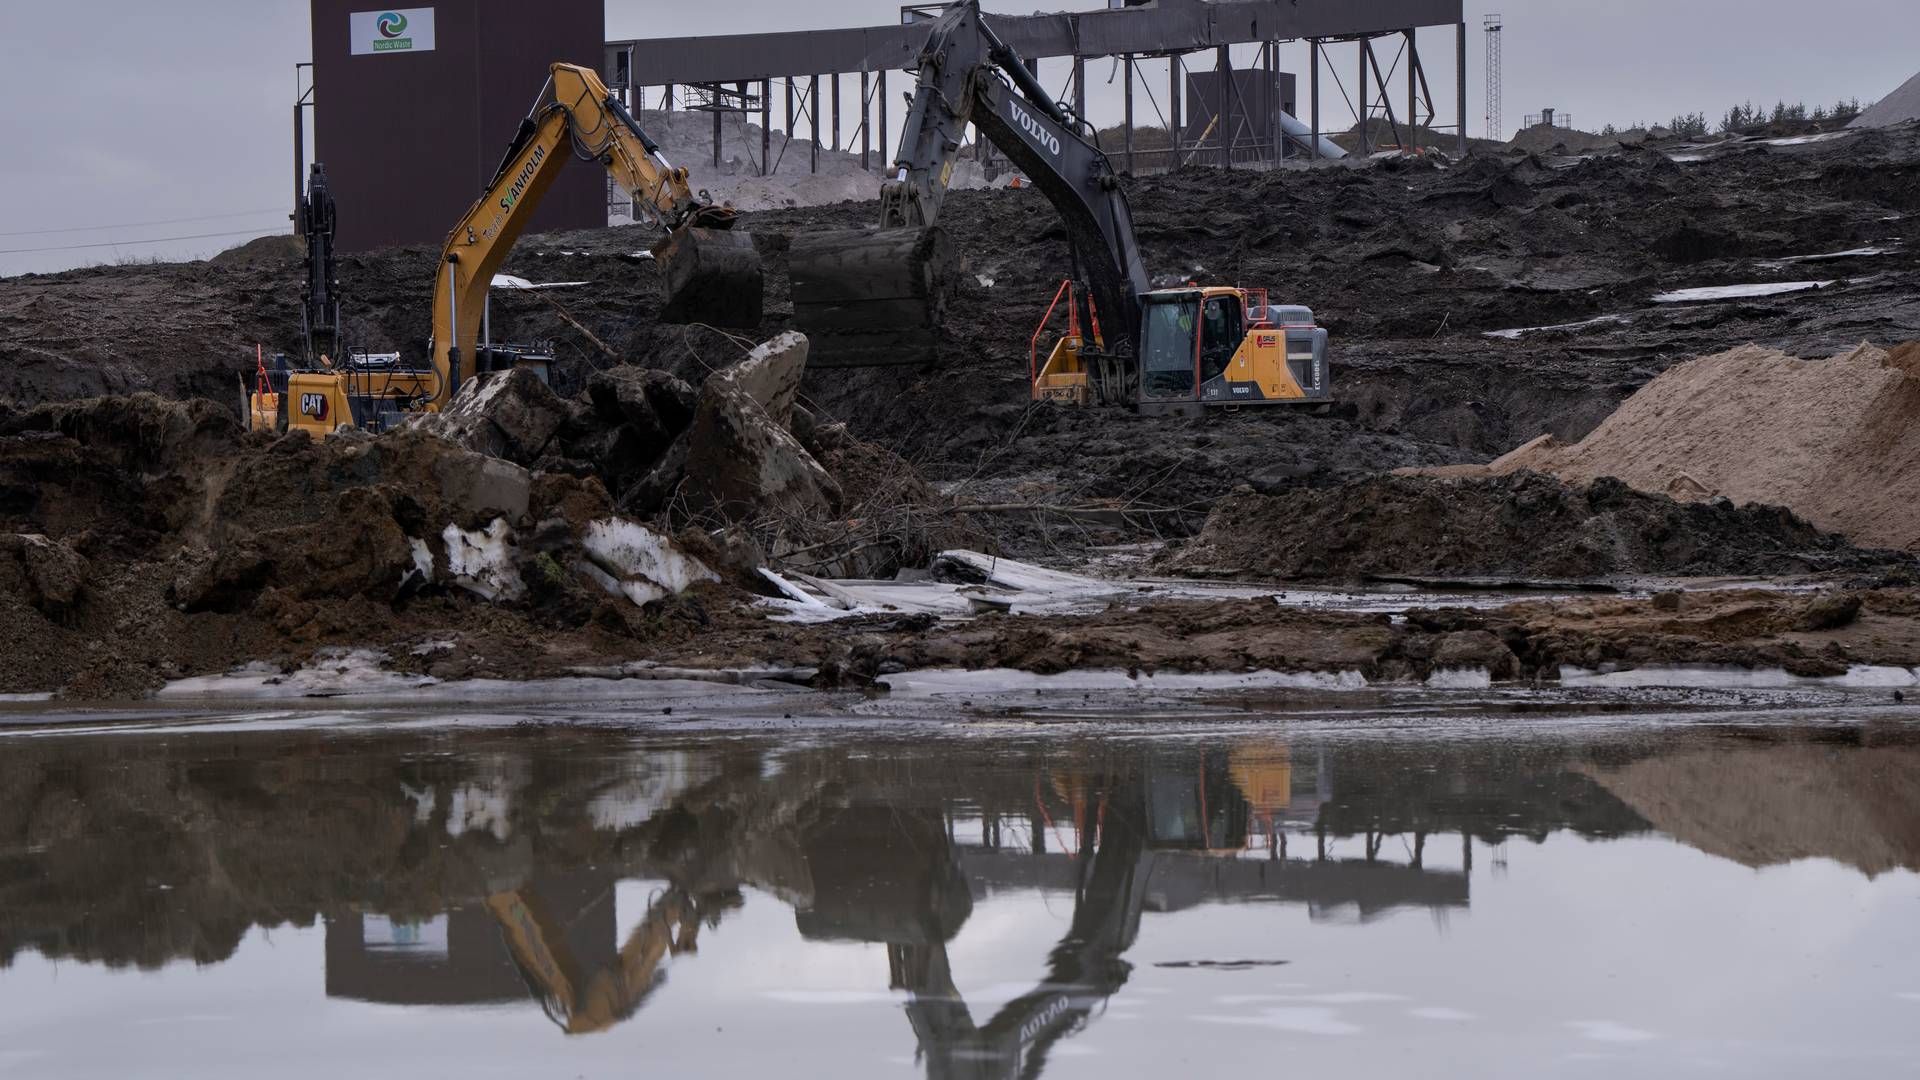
[485,885,739,1035]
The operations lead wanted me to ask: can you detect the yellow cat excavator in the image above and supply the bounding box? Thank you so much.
[254,62,761,435]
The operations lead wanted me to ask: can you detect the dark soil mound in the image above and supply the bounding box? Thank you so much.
[1163,472,1905,581]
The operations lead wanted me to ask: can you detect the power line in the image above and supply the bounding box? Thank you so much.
[0,207,286,238]
[0,227,288,256]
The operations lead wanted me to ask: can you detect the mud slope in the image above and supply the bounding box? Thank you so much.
[5,125,1916,499]
[1164,472,1905,582]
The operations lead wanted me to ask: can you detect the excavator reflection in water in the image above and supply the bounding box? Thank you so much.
[324,741,1468,1073]
[483,885,738,1036]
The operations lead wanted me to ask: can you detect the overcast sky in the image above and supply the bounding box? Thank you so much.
[2,0,1915,277]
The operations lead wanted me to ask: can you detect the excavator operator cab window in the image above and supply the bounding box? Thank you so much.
[1140,296,1200,400]
[1200,295,1243,384]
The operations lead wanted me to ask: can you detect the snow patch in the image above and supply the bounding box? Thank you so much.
[442,519,524,602]
[1558,664,1918,689]
[877,668,1369,697]
[408,538,434,580]
[1425,667,1493,689]
[1758,246,1891,267]
[159,648,437,699]
[1652,280,1833,303]
[489,274,589,291]
[580,518,719,607]
[1483,314,1628,340]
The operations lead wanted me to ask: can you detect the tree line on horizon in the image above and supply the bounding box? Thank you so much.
[1590,98,1869,139]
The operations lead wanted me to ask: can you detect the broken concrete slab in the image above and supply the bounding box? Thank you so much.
[421,368,568,466]
[682,380,841,524]
[710,330,808,428]
[434,453,532,522]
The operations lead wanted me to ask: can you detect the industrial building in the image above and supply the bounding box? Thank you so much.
[307,0,607,252]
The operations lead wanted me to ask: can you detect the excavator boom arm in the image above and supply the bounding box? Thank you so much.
[429,63,758,407]
[793,1,1150,366]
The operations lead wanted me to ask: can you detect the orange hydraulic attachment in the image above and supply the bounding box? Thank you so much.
[1029,279,1105,405]
[248,344,280,432]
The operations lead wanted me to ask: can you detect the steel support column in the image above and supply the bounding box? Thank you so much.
[860,70,870,169]
[1309,39,1320,160]
[1168,55,1182,168]
[760,79,771,175]
[810,74,820,173]
[1456,21,1468,155]
[832,73,842,155]
[879,69,889,168]
[1357,42,1369,154]
[1215,44,1231,165]
[1265,40,1280,160]
[1408,29,1418,146]
[1123,54,1134,173]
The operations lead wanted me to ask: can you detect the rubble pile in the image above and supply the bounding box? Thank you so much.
[0,331,965,696]
[0,394,728,697]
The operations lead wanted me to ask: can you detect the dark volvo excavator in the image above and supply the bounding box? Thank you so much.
[789,0,1330,413]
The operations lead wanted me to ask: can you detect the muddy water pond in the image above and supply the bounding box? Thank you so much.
[1,697,1917,1078]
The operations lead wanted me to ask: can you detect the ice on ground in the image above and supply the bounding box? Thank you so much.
[1759,247,1891,267]
[489,274,589,291]
[581,518,719,607]
[443,519,524,601]
[1484,314,1629,340]
[935,550,1119,597]
[764,549,1624,624]
[408,538,433,580]
[1651,281,1833,303]
[877,668,1369,697]
[159,649,436,700]
[1426,668,1493,689]
[1764,131,1856,148]
[1559,664,1918,689]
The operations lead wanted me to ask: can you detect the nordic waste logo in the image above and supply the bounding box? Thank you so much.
[373,11,411,50]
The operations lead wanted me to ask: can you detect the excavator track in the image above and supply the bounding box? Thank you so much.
[788,226,954,366]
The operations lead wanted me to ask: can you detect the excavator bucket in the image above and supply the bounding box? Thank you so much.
[788,226,954,367]
[652,226,764,328]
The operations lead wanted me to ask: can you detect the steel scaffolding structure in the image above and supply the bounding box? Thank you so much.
[603,0,1470,177]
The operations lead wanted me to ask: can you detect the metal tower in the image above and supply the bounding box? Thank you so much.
[1484,14,1503,141]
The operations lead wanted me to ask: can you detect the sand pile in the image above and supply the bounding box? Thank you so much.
[1419,343,1920,551]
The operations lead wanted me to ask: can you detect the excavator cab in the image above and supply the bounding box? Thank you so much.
[1138,293,1204,402]
[1136,286,1332,412]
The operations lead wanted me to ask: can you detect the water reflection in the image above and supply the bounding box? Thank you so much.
[2,723,1917,1076]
